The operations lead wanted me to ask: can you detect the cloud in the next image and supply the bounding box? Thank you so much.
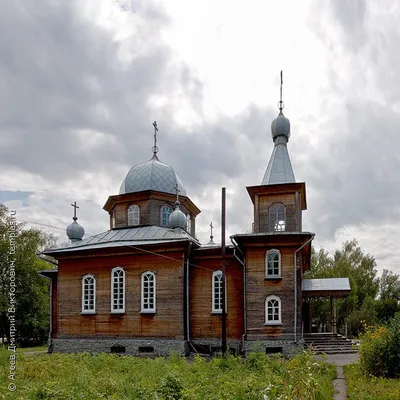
[1,0,400,276]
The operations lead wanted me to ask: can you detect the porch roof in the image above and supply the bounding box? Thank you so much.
[302,278,351,298]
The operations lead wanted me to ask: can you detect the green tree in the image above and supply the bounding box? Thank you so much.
[0,204,54,345]
[307,239,380,336]
[375,269,400,323]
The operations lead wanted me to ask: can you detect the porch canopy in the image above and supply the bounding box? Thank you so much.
[302,278,351,298]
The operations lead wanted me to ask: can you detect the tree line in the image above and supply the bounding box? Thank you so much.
[308,239,400,336]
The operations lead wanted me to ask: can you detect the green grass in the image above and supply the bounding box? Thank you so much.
[345,364,400,400]
[17,345,48,353]
[0,349,336,399]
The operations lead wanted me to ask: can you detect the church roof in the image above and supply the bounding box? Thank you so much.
[261,71,296,185]
[261,136,295,185]
[302,278,351,297]
[120,154,187,196]
[43,225,199,255]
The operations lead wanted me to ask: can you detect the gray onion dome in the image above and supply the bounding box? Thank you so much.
[271,111,291,140]
[66,217,85,241]
[169,201,187,230]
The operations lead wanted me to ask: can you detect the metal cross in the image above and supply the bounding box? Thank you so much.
[210,222,214,240]
[152,121,159,154]
[279,70,284,111]
[71,201,79,219]
[174,183,180,202]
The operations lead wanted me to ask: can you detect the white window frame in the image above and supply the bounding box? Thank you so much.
[141,271,156,313]
[186,214,192,234]
[160,206,173,227]
[265,295,281,325]
[266,249,281,278]
[110,210,115,229]
[81,274,96,314]
[212,270,227,314]
[128,205,140,226]
[269,203,286,232]
[111,267,125,313]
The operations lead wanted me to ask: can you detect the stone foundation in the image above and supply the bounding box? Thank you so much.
[51,337,304,358]
[51,338,186,356]
[244,339,304,357]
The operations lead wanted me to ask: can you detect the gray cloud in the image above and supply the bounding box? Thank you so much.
[1,0,400,275]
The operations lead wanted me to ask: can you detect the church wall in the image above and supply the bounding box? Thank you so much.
[111,198,194,234]
[245,245,301,341]
[189,254,244,340]
[56,250,186,340]
[255,193,300,233]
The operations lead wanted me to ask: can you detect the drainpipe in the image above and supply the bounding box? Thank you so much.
[294,234,315,343]
[185,242,193,344]
[230,236,246,352]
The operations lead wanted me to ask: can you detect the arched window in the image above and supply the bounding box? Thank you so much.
[265,296,281,324]
[212,270,226,313]
[111,267,125,313]
[186,214,192,233]
[269,203,286,232]
[141,271,156,313]
[128,205,140,226]
[160,206,173,227]
[110,210,115,229]
[82,274,96,314]
[266,249,281,278]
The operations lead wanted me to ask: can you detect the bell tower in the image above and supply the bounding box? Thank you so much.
[247,71,307,233]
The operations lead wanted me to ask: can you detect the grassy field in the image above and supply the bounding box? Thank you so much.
[0,348,336,400]
[345,364,400,400]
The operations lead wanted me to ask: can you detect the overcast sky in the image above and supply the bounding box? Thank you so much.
[1,0,399,275]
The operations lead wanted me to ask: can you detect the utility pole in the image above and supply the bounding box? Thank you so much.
[221,187,227,356]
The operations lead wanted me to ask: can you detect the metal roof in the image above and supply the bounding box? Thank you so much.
[262,136,295,185]
[302,278,351,293]
[120,154,186,196]
[44,225,199,255]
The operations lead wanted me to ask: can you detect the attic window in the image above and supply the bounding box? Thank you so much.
[160,206,173,226]
[128,205,140,226]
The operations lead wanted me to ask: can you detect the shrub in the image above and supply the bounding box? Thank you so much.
[359,313,400,377]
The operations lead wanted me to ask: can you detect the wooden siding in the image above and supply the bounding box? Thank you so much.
[245,245,303,339]
[56,250,186,339]
[255,192,301,233]
[189,254,244,340]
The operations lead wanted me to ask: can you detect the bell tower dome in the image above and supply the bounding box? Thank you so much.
[247,72,307,234]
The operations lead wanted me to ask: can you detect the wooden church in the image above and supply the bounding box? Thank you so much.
[41,79,324,357]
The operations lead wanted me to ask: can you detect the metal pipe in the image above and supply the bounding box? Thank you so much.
[230,236,246,351]
[185,242,193,343]
[293,234,315,343]
[221,187,227,355]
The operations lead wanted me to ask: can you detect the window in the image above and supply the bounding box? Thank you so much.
[265,296,281,324]
[128,205,140,226]
[160,206,173,226]
[110,210,115,229]
[212,270,226,313]
[186,214,192,233]
[111,267,125,313]
[141,271,156,313]
[82,274,96,314]
[266,249,281,278]
[269,203,286,232]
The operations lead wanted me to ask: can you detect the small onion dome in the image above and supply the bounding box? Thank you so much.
[169,201,187,230]
[271,111,291,139]
[66,217,85,241]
